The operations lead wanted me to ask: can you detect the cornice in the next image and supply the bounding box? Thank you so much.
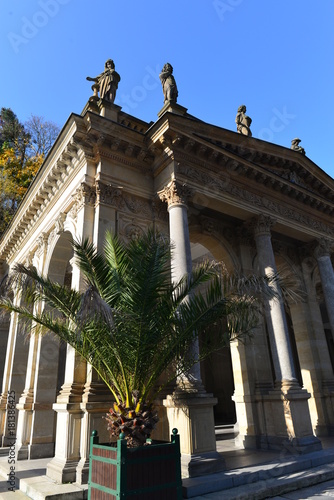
[148,114,334,216]
[176,163,334,240]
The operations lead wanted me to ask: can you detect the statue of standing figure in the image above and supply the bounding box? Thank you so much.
[291,138,306,155]
[86,59,121,104]
[159,63,178,104]
[235,105,252,136]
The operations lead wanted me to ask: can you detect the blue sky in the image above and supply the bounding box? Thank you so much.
[1,1,333,176]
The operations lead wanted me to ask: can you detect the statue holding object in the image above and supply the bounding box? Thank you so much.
[87,59,121,104]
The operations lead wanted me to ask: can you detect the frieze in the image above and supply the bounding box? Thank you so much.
[123,194,153,218]
[177,164,334,238]
[97,150,152,172]
[96,181,154,219]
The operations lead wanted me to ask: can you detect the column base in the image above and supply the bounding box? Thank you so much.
[76,458,89,485]
[164,391,225,477]
[259,383,322,454]
[182,451,225,478]
[47,457,79,484]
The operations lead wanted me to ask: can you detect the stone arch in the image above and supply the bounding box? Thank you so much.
[189,227,240,426]
[189,225,240,273]
[45,230,74,395]
[15,230,75,459]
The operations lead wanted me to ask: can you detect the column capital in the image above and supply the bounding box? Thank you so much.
[248,214,277,237]
[158,179,192,209]
[314,237,334,260]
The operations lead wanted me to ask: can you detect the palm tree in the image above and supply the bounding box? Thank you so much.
[0,230,275,446]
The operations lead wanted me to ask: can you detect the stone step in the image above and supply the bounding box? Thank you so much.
[0,457,87,499]
[215,425,238,441]
[183,448,334,498]
[19,476,88,499]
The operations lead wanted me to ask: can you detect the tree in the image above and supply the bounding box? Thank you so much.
[0,108,30,160]
[0,230,276,447]
[0,144,43,234]
[25,115,60,157]
[0,108,59,235]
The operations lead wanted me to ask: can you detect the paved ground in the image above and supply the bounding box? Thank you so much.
[272,479,334,498]
[1,437,334,498]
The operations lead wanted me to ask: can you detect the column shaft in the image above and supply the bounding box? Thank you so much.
[253,226,297,384]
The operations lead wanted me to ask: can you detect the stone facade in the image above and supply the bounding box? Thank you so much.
[0,96,334,481]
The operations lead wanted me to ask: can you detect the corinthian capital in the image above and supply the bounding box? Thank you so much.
[314,238,334,259]
[158,179,192,208]
[248,214,276,237]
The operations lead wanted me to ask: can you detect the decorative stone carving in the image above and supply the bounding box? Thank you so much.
[76,183,96,209]
[314,238,334,259]
[35,233,49,258]
[123,195,153,218]
[291,138,306,155]
[125,224,143,241]
[86,60,121,103]
[176,164,334,238]
[249,214,276,237]
[235,105,252,136]
[67,183,96,222]
[55,213,66,234]
[158,179,192,208]
[159,63,178,104]
[96,181,124,209]
[24,251,34,268]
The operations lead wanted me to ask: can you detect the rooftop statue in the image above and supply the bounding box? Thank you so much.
[159,63,178,104]
[86,59,121,104]
[235,105,252,136]
[291,138,306,155]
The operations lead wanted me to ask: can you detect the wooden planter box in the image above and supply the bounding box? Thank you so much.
[88,429,182,499]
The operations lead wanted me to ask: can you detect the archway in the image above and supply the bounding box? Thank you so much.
[190,236,237,427]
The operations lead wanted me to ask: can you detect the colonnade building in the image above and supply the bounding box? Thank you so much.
[0,92,334,481]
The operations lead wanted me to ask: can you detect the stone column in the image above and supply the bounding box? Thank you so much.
[232,227,274,449]
[314,238,334,337]
[47,182,96,483]
[0,305,29,447]
[15,233,62,461]
[252,216,297,386]
[158,178,225,478]
[251,215,321,453]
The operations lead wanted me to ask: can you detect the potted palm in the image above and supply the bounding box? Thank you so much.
[0,230,278,498]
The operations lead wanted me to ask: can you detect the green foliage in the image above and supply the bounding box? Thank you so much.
[0,230,277,444]
[0,108,59,235]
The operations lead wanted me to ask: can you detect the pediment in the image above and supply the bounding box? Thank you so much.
[150,112,334,215]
